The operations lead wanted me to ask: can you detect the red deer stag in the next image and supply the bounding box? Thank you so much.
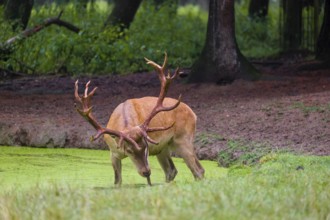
[74,54,204,185]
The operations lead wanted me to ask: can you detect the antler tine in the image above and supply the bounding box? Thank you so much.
[144,57,162,71]
[170,67,180,80]
[147,122,175,133]
[74,80,82,102]
[75,81,141,152]
[162,52,168,69]
[91,127,140,151]
[144,52,169,83]
[85,80,90,97]
[83,81,98,98]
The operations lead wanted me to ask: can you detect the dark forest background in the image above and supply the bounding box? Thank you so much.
[0,0,329,83]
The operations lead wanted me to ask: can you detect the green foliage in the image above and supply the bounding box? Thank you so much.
[0,9,17,63]
[217,140,289,167]
[1,146,330,220]
[235,1,280,58]
[0,1,283,75]
[0,1,207,75]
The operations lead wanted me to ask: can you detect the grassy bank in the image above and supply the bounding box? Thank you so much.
[0,146,224,190]
[0,146,329,219]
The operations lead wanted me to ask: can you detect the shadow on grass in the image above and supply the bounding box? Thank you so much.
[93,183,164,191]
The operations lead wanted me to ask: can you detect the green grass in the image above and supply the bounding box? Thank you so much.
[291,102,330,117]
[0,146,224,190]
[0,146,330,220]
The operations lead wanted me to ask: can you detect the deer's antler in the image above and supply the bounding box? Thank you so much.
[139,52,181,144]
[74,80,141,151]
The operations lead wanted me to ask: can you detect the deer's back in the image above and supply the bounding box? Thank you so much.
[107,96,197,145]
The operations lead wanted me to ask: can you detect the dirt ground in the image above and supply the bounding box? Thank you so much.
[0,60,329,160]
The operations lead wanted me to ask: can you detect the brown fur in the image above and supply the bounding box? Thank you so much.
[104,97,205,185]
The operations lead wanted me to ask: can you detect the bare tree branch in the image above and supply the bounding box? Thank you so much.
[5,11,81,45]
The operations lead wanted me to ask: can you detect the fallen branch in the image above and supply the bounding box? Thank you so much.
[5,11,81,45]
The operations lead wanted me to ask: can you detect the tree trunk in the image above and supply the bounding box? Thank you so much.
[78,0,89,9]
[316,0,330,61]
[188,0,259,84]
[248,0,269,20]
[0,0,6,6]
[282,0,303,51]
[104,0,142,30]
[4,0,34,30]
[154,0,178,10]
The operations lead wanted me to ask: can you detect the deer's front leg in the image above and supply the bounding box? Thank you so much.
[111,154,122,186]
[157,149,178,182]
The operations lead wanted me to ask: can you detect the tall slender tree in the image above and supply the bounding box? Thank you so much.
[188,0,259,84]
[248,0,269,20]
[4,0,34,30]
[77,0,89,9]
[104,0,142,30]
[154,0,178,14]
[316,0,330,61]
[282,0,303,51]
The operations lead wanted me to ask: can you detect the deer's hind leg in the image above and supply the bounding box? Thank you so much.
[173,136,205,180]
